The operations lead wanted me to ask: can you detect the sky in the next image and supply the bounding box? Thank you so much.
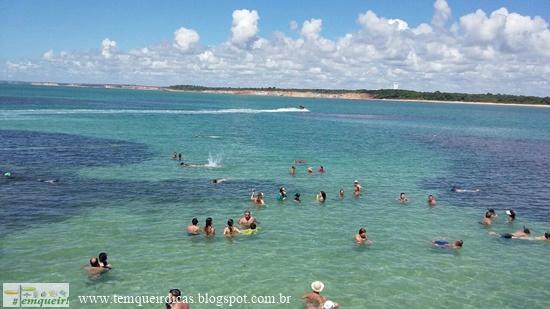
[1,0,549,96]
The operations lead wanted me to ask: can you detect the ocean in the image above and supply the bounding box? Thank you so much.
[1,84,549,308]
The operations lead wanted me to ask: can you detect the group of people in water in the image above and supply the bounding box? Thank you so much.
[84,252,112,277]
[186,210,259,238]
[480,208,549,241]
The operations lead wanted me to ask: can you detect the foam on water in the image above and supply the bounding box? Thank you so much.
[0,107,309,116]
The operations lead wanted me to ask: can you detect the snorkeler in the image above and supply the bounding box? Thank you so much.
[427,195,436,206]
[431,239,463,250]
[223,219,240,237]
[250,191,265,205]
[491,227,531,239]
[316,191,327,203]
[204,217,215,236]
[187,218,200,235]
[398,192,409,204]
[239,210,256,228]
[506,209,516,223]
[481,212,493,225]
[289,166,296,176]
[240,222,258,235]
[353,180,362,197]
[294,193,301,203]
[338,189,344,199]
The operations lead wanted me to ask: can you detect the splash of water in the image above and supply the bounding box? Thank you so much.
[205,153,223,168]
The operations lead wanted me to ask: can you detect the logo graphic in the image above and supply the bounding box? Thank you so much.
[3,283,69,308]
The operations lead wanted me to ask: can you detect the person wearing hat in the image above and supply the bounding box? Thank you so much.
[353,180,362,197]
[323,300,340,309]
[303,281,326,308]
[250,191,265,205]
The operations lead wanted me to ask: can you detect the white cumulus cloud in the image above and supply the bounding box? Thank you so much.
[231,9,259,45]
[174,27,200,51]
[101,38,117,59]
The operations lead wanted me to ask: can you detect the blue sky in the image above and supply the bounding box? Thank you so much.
[1,0,549,96]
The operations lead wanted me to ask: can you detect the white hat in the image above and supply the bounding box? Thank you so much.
[311,281,325,293]
[354,180,359,183]
[323,300,336,309]
[505,210,512,216]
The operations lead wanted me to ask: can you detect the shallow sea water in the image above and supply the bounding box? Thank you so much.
[1,84,549,308]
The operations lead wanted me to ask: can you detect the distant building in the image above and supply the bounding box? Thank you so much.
[393,82,399,90]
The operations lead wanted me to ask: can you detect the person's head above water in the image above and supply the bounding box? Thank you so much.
[244,210,251,218]
[227,219,234,227]
[98,252,108,264]
[506,209,516,220]
[191,218,198,226]
[89,257,100,267]
[545,232,550,239]
[205,217,213,227]
[454,240,464,247]
[320,191,326,200]
[488,208,496,215]
[523,226,530,234]
[400,192,405,197]
[358,228,367,238]
[485,212,492,219]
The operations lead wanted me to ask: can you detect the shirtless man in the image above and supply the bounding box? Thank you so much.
[353,180,362,197]
[239,210,256,228]
[303,281,326,309]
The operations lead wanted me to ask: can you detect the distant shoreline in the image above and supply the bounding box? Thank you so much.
[3,81,549,108]
[166,88,550,108]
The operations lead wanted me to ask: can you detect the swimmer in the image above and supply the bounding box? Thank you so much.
[84,256,109,276]
[294,193,301,203]
[355,228,372,245]
[187,218,200,235]
[427,195,436,206]
[338,189,344,199]
[289,166,296,176]
[250,191,265,206]
[172,152,178,160]
[178,153,182,161]
[353,180,362,197]
[204,217,215,236]
[398,192,409,204]
[294,160,307,164]
[316,191,327,203]
[534,232,550,241]
[279,187,288,200]
[506,209,516,223]
[223,219,240,237]
[98,252,112,269]
[212,178,226,184]
[318,166,325,173]
[240,222,258,235]
[166,289,189,309]
[431,239,463,250]
[481,212,493,225]
[307,167,313,174]
[490,227,531,239]
[239,210,256,228]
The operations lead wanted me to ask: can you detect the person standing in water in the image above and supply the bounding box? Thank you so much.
[355,228,371,244]
[303,281,326,309]
[316,191,327,203]
[172,152,178,160]
[318,166,325,173]
[178,153,182,161]
[353,180,362,197]
[307,167,314,174]
[481,212,493,225]
[398,193,409,204]
[427,195,436,206]
[187,218,200,235]
[223,219,240,237]
[289,166,296,176]
[338,189,345,199]
[251,192,265,205]
[204,217,215,236]
[239,210,256,228]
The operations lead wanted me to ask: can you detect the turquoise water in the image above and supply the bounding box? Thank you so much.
[1,84,549,308]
